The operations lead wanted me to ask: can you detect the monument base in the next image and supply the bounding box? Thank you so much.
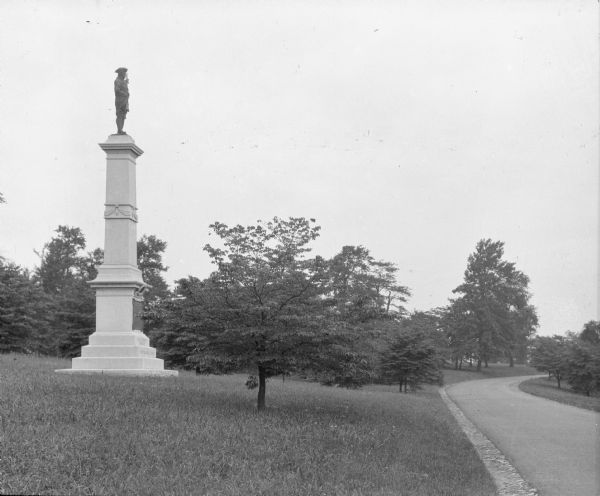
[55,330,178,377]
[55,369,178,377]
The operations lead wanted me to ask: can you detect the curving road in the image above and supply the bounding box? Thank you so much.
[447,376,600,496]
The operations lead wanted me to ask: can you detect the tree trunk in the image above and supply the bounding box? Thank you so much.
[257,365,266,410]
[508,353,514,367]
[476,358,482,372]
[484,357,489,368]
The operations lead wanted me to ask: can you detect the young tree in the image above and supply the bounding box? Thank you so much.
[564,321,600,396]
[565,341,600,396]
[189,217,371,409]
[529,335,570,388]
[380,329,443,392]
[451,239,538,370]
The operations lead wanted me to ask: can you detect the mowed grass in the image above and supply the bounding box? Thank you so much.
[519,376,600,412]
[0,354,496,496]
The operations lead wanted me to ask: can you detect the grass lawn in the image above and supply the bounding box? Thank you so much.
[519,376,600,412]
[0,354,497,496]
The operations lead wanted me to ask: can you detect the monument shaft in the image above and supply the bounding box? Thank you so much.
[57,134,176,376]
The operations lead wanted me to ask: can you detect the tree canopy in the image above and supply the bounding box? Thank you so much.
[446,239,538,370]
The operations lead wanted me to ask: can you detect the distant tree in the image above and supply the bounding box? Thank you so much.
[35,226,87,294]
[565,341,600,396]
[529,335,570,388]
[185,217,371,409]
[405,310,449,359]
[34,226,95,356]
[0,260,50,353]
[137,234,170,301]
[143,276,215,368]
[380,329,443,392]
[563,322,600,396]
[326,246,410,322]
[440,299,478,370]
[451,239,538,370]
[0,192,5,204]
[579,321,600,346]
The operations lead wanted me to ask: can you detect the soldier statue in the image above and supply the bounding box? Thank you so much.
[114,67,129,135]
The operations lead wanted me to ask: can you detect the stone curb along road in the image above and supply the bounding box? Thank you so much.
[439,385,538,496]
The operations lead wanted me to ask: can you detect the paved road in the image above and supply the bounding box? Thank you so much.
[447,376,600,496]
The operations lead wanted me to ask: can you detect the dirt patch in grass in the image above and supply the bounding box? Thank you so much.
[519,377,600,412]
[0,354,496,496]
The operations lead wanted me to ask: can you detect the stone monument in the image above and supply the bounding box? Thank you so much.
[56,70,177,376]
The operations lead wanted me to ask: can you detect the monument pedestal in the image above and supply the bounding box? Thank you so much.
[56,134,177,377]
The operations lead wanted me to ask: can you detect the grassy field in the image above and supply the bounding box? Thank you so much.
[519,376,600,412]
[0,354,497,496]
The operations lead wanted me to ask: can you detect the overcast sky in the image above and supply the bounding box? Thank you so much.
[0,0,597,336]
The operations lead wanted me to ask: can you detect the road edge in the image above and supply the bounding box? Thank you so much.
[439,385,538,496]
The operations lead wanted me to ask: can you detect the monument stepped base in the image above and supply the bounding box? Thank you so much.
[55,330,178,377]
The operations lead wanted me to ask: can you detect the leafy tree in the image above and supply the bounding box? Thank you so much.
[565,341,600,396]
[327,246,410,321]
[563,322,600,396]
[137,234,170,301]
[144,276,216,368]
[0,260,50,353]
[35,226,87,294]
[380,329,443,392]
[440,299,478,370]
[450,239,538,370]
[186,217,371,409]
[579,321,600,346]
[529,335,570,388]
[0,192,5,204]
[34,226,95,356]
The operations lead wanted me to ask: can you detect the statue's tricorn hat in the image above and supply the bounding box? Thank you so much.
[115,67,128,74]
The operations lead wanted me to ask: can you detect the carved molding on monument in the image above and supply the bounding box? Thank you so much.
[104,203,138,222]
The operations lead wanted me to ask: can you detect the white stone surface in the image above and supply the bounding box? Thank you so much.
[56,134,177,377]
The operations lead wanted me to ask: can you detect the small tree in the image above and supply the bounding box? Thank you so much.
[190,217,371,410]
[529,335,570,388]
[565,342,600,396]
[565,322,600,396]
[380,330,443,392]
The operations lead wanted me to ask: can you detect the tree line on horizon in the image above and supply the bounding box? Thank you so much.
[1,216,549,408]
